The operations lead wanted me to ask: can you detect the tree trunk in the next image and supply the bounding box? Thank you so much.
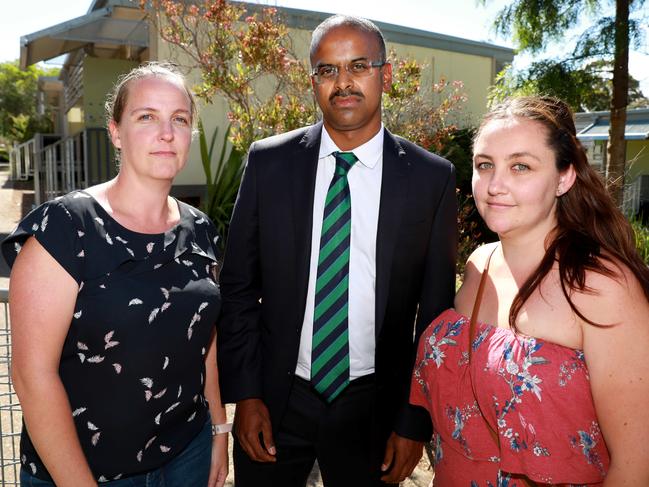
[606,0,630,208]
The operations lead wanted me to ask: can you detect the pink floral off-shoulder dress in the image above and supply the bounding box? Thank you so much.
[410,309,610,486]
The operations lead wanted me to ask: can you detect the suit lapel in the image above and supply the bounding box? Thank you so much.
[291,122,323,322]
[375,130,408,338]
[289,124,408,336]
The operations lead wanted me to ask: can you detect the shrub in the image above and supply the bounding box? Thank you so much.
[197,120,244,252]
[631,216,649,265]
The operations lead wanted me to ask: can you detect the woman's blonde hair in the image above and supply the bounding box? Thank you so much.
[104,61,197,130]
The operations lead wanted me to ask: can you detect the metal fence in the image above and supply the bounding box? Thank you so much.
[624,175,640,217]
[0,288,20,485]
[9,129,114,206]
[8,140,36,182]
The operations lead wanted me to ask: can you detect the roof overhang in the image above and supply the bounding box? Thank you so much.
[20,5,148,69]
[37,76,63,93]
[578,119,649,141]
[258,3,515,65]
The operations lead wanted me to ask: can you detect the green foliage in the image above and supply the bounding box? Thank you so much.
[0,61,59,143]
[383,53,468,153]
[630,217,649,265]
[456,192,478,278]
[483,0,648,108]
[573,14,644,60]
[488,0,600,53]
[148,1,473,244]
[145,0,317,154]
[197,119,244,250]
[440,128,495,276]
[489,59,648,112]
[484,0,647,205]
[147,2,472,155]
[438,127,475,194]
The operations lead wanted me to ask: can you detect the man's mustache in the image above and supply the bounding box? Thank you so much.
[330,89,364,101]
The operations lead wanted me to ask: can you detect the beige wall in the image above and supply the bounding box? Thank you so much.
[82,57,140,129]
[384,43,492,126]
[154,24,498,187]
[583,139,649,181]
[292,28,493,125]
[155,38,231,187]
[627,140,649,181]
[66,107,85,136]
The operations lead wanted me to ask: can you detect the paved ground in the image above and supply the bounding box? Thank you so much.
[221,402,434,486]
[0,164,35,289]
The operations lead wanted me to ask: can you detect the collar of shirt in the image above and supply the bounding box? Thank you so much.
[318,124,384,169]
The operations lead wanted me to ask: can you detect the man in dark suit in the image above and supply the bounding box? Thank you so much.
[218,14,456,487]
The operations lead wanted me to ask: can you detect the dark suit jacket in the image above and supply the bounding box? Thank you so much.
[217,122,457,442]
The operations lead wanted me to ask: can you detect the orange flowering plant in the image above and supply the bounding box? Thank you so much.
[142,1,476,257]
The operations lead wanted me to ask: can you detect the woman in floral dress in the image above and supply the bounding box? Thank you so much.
[3,63,228,486]
[411,96,649,485]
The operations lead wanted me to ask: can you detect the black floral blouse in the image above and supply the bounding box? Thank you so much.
[1,191,221,482]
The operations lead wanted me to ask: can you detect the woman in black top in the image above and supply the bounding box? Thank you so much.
[2,62,228,486]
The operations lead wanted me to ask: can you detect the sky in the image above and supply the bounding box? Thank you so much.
[2,0,648,95]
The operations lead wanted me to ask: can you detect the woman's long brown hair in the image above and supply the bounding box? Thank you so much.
[475,96,649,329]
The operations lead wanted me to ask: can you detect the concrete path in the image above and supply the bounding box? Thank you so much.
[0,164,34,289]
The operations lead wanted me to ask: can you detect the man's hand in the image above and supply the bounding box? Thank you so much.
[380,432,424,483]
[233,398,276,462]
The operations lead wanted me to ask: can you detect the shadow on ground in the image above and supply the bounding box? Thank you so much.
[1,178,32,191]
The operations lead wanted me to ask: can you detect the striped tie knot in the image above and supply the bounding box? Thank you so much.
[333,151,357,176]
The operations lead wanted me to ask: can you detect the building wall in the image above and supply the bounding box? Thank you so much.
[154,39,231,189]
[627,140,649,181]
[154,23,499,190]
[82,56,140,128]
[66,107,85,137]
[582,139,649,181]
[385,44,492,126]
[289,28,493,124]
[581,139,649,214]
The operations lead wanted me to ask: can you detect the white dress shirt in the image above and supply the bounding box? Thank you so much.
[295,124,384,381]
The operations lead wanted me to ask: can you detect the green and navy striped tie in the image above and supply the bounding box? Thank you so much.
[311,151,357,402]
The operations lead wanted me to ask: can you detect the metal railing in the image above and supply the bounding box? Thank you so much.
[624,175,642,217]
[9,129,115,206]
[8,140,36,181]
[0,288,21,486]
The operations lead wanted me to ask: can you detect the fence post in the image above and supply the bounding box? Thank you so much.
[0,288,22,486]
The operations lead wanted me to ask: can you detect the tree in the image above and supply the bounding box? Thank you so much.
[0,61,59,143]
[142,0,469,242]
[485,0,647,206]
[143,1,468,153]
[142,0,316,154]
[489,59,648,112]
[383,53,468,153]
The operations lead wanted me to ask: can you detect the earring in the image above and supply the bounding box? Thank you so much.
[556,187,563,196]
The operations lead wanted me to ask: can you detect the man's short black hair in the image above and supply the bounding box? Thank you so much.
[309,15,387,66]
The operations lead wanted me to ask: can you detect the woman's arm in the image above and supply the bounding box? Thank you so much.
[10,237,96,486]
[579,264,649,485]
[204,329,228,487]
